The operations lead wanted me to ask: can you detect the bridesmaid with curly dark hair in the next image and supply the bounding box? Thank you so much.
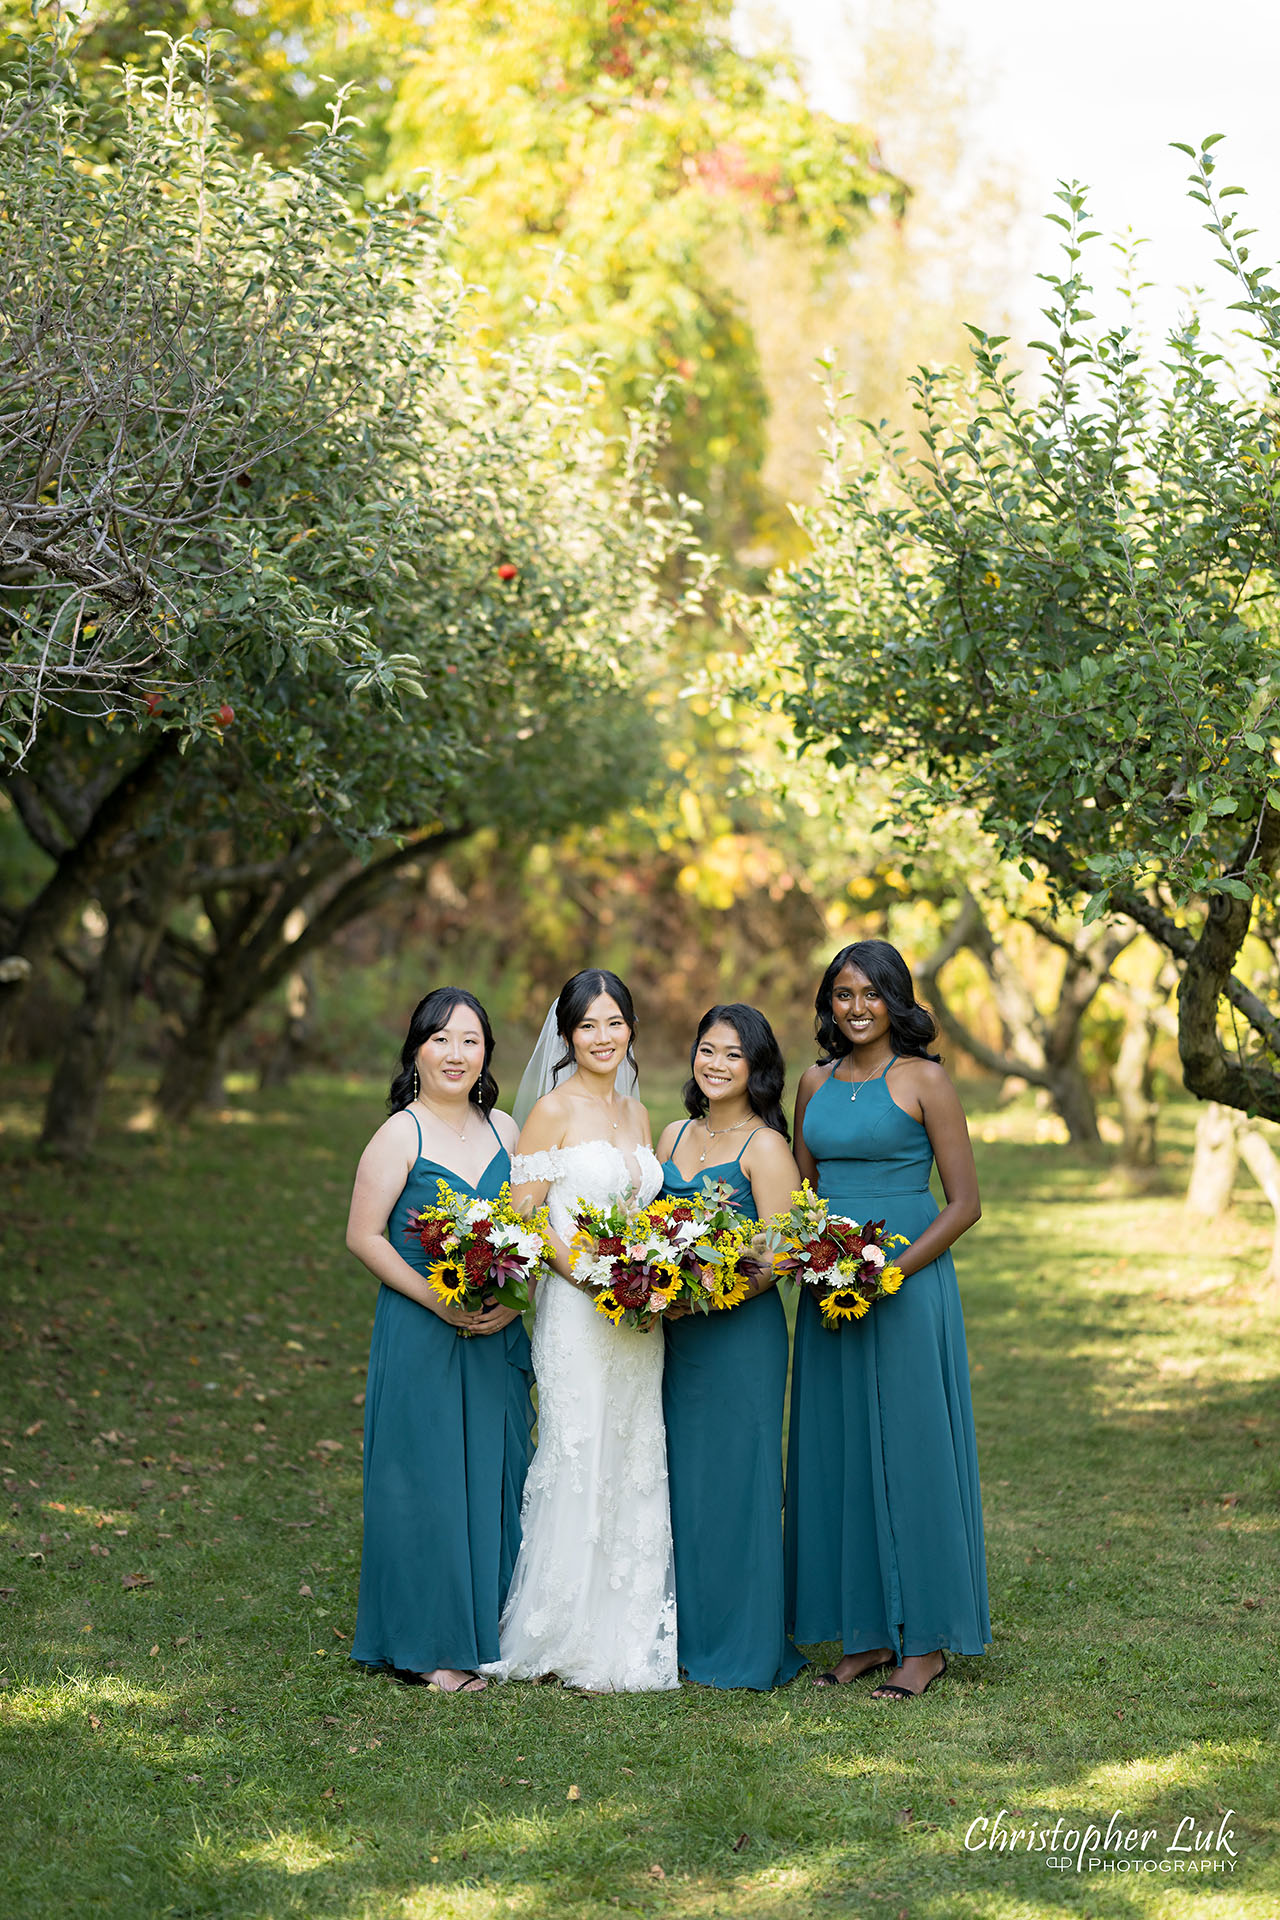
[657,1004,805,1690]
[785,941,989,1698]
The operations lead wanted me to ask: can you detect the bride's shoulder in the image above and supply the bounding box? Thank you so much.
[518,1088,572,1145]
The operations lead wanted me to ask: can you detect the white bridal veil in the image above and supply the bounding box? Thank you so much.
[512,1000,639,1129]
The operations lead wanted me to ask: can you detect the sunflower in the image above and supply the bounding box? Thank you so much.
[592,1288,626,1326]
[428,1258,469,1307]
[820,1288,870,1326]
[880,1265,904,1294]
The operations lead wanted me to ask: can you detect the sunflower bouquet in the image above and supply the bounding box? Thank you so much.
[409,1181,552,1322]
[644,1181,772,1313]
[568,1196,682,1330]
[772,1182,908,1329]
[570,1183,768,1329]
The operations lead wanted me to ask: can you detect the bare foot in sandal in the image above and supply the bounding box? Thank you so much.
[813,1646,895,1687]
[871,1652,946,1700]
[420,1668,487,1693]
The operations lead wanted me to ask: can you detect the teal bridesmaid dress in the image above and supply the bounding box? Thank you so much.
[784,1068,989,1658]
[661,1125,805,1689]
[351,1113,534,1675]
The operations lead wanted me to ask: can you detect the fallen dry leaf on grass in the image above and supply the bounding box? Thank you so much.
[567,1784,581,1801]
[648,1864,665,1880]
[121,1573,154,1590]
[732,1834,750,1852]
[148,1644,159,1657]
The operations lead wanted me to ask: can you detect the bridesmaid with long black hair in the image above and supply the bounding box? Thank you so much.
[656,1004,805,1689]
[785,941,989,1698]
[345,988,533,1692]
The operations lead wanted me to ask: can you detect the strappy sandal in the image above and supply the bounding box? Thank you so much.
[401,1668,488,1693]
[812,1652,896,1687]
[871,1654,947,1701]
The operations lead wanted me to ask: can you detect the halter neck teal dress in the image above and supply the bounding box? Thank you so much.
[351,1113,534,1676]
[661,1126,805,1689]
[784,1068,989,1659]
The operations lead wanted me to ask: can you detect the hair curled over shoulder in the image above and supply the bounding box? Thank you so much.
[552,969,639,1084]
[815,939,941,1064]
[388,987,499,1116]
[682,1003,790,1142]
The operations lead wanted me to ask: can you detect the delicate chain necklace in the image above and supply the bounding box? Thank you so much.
[415,1097,474,1142]
[697,1113,753,1163]
[845,1057,893,1103]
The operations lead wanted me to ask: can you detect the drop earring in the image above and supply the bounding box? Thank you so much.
[412,1066,420,1099]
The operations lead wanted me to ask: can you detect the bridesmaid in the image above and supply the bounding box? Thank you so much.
[345,988,533,1692]
[656,1004,806,1690]
[785,941,989,1698]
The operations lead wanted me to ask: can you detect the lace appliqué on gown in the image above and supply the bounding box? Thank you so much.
[484,1139,677,1692]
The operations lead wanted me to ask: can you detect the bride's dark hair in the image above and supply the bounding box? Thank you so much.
[814,939,940,1063]
[388,987,499,1115]
[682,1003,790,1142]
[552,968,639,1085]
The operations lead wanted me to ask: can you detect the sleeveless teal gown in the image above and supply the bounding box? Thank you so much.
[661,1126,805,1689]
[351,1115,534,1675]
[784,1071,989,1658]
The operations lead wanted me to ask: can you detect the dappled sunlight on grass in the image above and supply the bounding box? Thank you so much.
[2,1074,1278,1917]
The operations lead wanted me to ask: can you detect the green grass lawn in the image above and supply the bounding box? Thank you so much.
[1,1069,1277,1919]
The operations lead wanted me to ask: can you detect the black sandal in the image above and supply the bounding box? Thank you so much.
[871,1654,947,1701]
[812,1653,896,1687]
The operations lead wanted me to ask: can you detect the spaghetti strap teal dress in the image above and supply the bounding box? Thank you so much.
[784,1070,989,1658]
[351,1114,534,1675]
[661,1124,805,1689]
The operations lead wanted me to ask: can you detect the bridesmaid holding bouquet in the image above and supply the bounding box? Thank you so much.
[657,1004,805,1689]
[345,988,533,1692]
[785,942,989,1698]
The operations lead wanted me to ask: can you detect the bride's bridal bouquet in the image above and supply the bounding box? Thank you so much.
[772,1183,908,1329]
[410,1182,553,1321]
[571,1185,765,1330]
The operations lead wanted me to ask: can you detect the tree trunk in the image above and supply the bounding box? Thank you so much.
[155,980,239,1121]
[1185,1102,1239,1220]
[1112,956,1176,1177]
[916,890,1128,1146]
[1237,1129,1280,1288]
[258,956,316,1089]
[0,733,182,1058]
[1113,1006,1159,1174]
[38,888,167,1157]
[1044,1062,1100,1146]
[153,824,469,1121]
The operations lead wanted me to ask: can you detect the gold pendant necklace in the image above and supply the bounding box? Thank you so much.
[698,1114,752,1163]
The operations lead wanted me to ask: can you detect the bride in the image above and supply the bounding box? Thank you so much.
[486,968,677,1691]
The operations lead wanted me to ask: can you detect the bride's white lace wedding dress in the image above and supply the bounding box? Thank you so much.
[485,1138,678,1691]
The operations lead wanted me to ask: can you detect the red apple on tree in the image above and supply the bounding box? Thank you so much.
[215,703,235,727]
[496,562,518,581]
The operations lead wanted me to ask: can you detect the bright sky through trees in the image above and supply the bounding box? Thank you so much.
[769,0,1280,341]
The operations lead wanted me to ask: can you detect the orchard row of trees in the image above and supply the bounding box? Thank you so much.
[0,19,702,1151]
[7,2,1280,1226]
[0,1,901,1150]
